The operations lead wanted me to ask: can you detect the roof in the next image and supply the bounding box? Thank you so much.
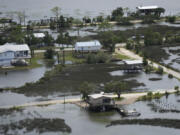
[0,43,30,53]
[89,92,115,99]
[137,5,159,10]
[123,60,143,65]
[33,33,45,38]
[75,40,101,47]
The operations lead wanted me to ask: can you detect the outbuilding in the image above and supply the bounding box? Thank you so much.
[33,33,45,38]
[75,40,102,52]
[0,43,31,66]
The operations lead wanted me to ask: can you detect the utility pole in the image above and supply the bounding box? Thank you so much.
[63,50,65,66]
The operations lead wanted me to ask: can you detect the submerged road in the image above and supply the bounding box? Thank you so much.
[115,47,180,80]
[0,89,176,109]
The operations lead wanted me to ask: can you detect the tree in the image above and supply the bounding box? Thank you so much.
[56,32,73,45]
[143,57,148,66]
[98,19,112,31]
[16,11,27,26]
[144,30,163,46]
[78,82,94,100]
[51,6,61,19]
[105,81,127,99]
[44,49,55,59]
[154,8,165,17]
[8,25,25,44]
[166,16,176,23]
[43,32,54,46]
[111,7,124,21]
[73,19,83,36]
[100,31,119,52]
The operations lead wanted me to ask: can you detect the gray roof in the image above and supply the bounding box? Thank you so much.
[0,43,30,53]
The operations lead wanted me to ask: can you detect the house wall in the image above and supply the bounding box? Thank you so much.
[75,45,101,52]
[0,51,15,66]
[0,50,31,66]
[89,97,115,107]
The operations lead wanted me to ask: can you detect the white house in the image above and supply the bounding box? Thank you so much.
[0,43,31,66]
[75,40,102,52]
[33,33,45,38]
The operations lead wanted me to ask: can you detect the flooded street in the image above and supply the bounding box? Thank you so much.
[163,46,180,71]
[1,0,180,134]
[1,94,180,134]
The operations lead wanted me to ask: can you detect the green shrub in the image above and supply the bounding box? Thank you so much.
[147,92,153,96]
[154,92,162,99]
[156,66,163,75]
[174,86,179,90]
[168,74,173,79]
[85,52,109,64]
[165,16,176,23]
[44,49,55,59]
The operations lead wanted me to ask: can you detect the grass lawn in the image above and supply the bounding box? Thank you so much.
[64,52,85,64]
[113,53,132,60]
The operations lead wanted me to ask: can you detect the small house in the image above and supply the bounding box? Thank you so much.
[123,60,143,72]
[75,40,102,52]
[137,6,159,15]
[87,92,115,111]
[136,5,164,16]
[0,43,31,66]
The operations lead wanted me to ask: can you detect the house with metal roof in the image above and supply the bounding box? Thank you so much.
[137,5,159,10]
[87,92,115,111]
[123,60,143,72]
[75,40,102,52]
[136,5,165,16]
[0,43,31,66]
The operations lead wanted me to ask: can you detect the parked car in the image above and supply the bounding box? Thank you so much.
[11,59,29,66]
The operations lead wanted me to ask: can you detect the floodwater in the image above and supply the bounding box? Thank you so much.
[0,0,180,20]
[1,94,180,134]
[0,66,47,88]
[163,46,180,71]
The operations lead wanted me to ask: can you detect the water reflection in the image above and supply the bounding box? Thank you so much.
[1,94,180,135]
[0,66,47,88]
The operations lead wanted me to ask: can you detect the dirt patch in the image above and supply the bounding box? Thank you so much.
[107,118,180,129]
[0,118,71,134]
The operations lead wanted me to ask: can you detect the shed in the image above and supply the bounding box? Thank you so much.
[75,40,102,52]
[33,33,45,38]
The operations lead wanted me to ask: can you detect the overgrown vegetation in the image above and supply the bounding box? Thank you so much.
[85,52,110,64]
[104,81,127,99]
[0,118,71,134]
[138,92,164,101]
[108,119,180,129]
